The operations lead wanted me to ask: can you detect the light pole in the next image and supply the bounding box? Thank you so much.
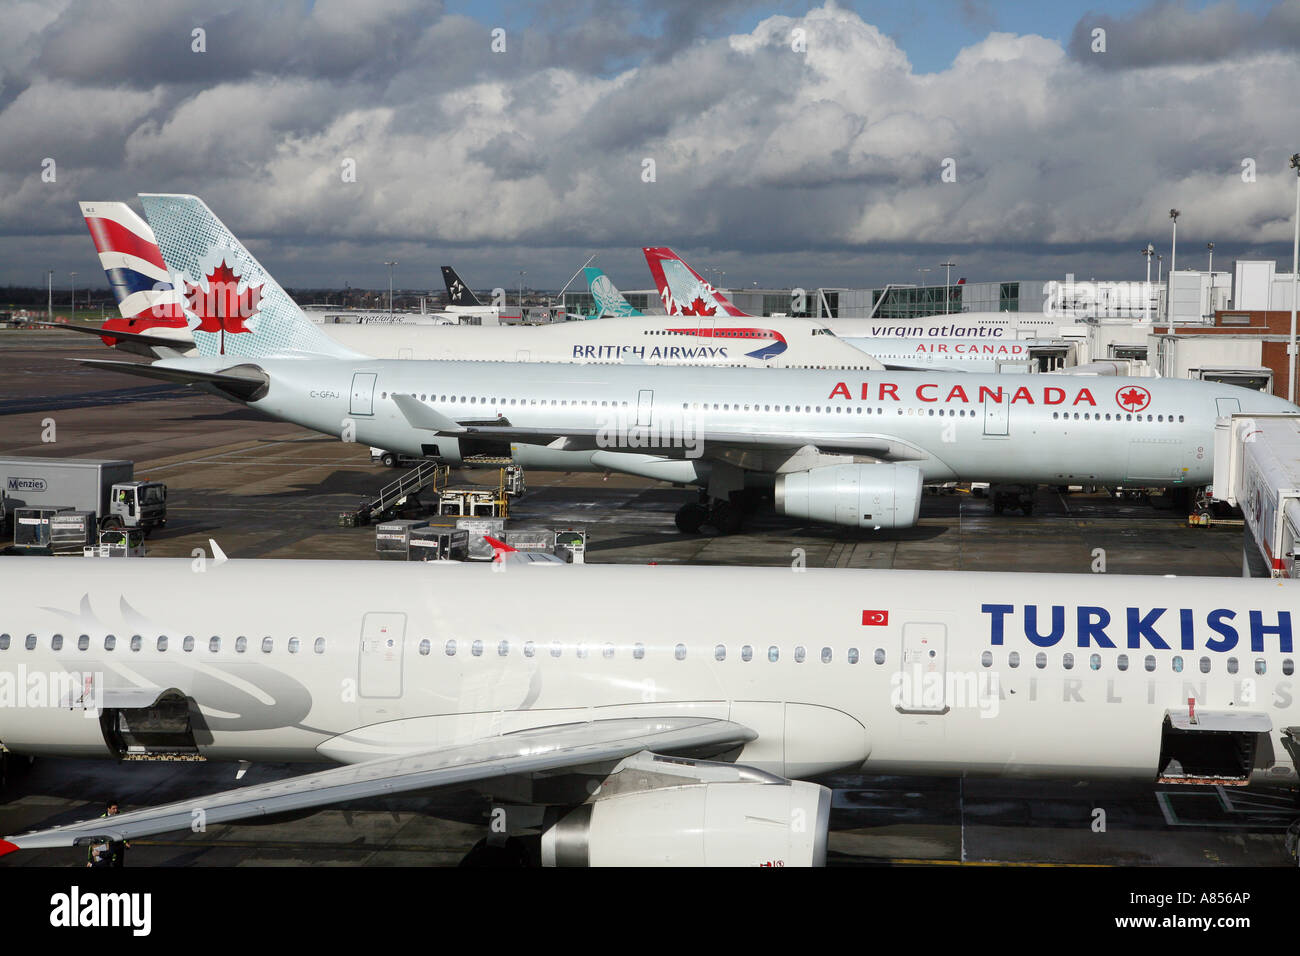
[383,260,397,314]
[1141,245,1154,320]
[940,260,955,314]
[1289,153,1299,403]
[46,269,53,322]
[1206,241,1214,275]
[518,271,526,309]
[69,271,77,323]
[1167,209,1179,334]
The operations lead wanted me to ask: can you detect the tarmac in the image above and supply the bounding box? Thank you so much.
[0,329,1292,867]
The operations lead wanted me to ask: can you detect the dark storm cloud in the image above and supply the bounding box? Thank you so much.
[1067,0,1300,67]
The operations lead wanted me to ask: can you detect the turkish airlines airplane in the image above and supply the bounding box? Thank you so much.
[641,246,1062,371]
[85,194,1297,535]
[0,557,1295,865]
[69,201,878,371]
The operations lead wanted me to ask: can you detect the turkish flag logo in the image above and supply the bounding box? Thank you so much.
[862,610,889,626]
[1115,385,1152,413]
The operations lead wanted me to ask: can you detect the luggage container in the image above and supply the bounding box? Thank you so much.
[13,506,70,548]
[409,527,470,561]
[375,518,429,560]
[456,517,506,560]
[49,510,96,552]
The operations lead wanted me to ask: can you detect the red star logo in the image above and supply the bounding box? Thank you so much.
[184,260,262,354]
[1116,385,1151,413]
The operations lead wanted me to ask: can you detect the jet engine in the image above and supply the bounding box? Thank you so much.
[775,462,923,529]
[541,778,831,867]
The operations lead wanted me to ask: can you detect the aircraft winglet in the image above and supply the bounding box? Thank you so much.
[482,534,516,554]
[0,840,17,858]
[209,538,228,565]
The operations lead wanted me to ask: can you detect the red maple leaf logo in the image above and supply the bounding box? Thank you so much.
[1116,386,1151,412]
[184,261,262,354]
[683,296,717,316]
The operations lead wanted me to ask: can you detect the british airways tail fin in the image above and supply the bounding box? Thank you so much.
[79,201,193,353]
[139,193,360,360]
[642,247,751,317]
[583,266,643,317]
[441,265,484,307]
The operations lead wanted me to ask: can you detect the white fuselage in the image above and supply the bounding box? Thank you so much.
[228,357,1298,487]
[0,560,1295,785]
[843,337,1040,372]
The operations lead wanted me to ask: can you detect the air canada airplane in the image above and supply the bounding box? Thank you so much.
[0,557,1297,866]
[85,194,1298,535]
[70,201,877,370]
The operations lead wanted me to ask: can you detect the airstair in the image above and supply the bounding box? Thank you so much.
[341,460,449,526]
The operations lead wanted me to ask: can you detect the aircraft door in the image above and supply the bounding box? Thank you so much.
[636,389,654,427]
[982,391,1009,436]
[358,612,405,698]
[1216,397,1241,418]
[897,621,949,714]
[350,372,378,416]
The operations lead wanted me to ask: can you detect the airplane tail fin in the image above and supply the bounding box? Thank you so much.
[583,266,643,318]
[441,265,484,307]
[79,201,191,348]
[139,194,360,360]
[642,247,751,317]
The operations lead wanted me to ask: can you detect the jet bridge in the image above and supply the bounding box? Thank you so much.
[1212,413,1300,578]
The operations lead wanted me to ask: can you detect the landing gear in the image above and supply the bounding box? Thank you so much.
[675,502,708,534]
[707,499,742,535]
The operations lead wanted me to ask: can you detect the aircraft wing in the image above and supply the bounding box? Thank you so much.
[389,394,923,461]
[0,716,754,854]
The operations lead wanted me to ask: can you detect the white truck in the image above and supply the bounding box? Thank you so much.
[1,457,167,540]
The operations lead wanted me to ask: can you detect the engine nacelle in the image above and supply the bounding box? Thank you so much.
[775,462,922,529]
[541,781,831,867]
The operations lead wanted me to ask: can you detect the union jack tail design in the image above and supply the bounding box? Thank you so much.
[79,201,188,343]
[642,247,751,318]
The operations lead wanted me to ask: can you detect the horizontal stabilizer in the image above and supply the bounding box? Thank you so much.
[77,358,269,402]
[20,320,191,351]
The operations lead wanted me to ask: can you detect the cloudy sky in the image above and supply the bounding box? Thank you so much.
[1,0,1299,300]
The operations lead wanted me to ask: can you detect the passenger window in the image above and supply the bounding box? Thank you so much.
[575,644,587,659]
[103,634,114,652]
[1199,656,1211,673]
[209,636,221,653]
[183,635,194,652]
[499,640,511,657]
[1255,659,1266,675]
[1172,655,1183,672]
[445,640,457,656]
[602,644,614,659]
[1035,652,1046,669]
[525,641,536,658]
[1009,651,1020,668]
[235,636,247,654]
[262,638,273,653]
[0,633,7,651]
[741,645,753,662]
[1285,659,1295,676]
[821,647,832,664]
[76,634,89,651]
[1062,652,1074,669]
[419,639,430,656]
[288,638,300,654]
[848,647,860,664]
[551,642,562,658]
[472,640,484,657]
[157,636,168,652]
[980,650,992,668]
[794,646,806,663]
[873,648,885,665]
[52,634,64,651]
[1227,657,1238,674]
[767,646,779,663]
[1116,654,1128,672]
[674,643,687,661]
[1089,653,1101,671]
[714,644,726,662]
[314,638,325,654]
[1144,655,1156,672]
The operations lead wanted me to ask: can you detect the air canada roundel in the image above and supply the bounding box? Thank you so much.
[1115,385,1151,413]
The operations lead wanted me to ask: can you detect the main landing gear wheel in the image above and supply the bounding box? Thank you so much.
[707,500,743,535]
[675,502,708,534]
